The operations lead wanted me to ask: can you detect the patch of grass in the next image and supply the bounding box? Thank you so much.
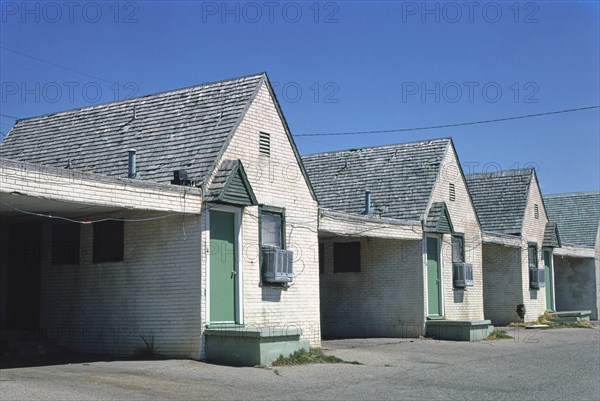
[537,312,553,325]
[544,320,594,329]
[272,348,362,366]
[509,313,594,330]
[486,330,513,340]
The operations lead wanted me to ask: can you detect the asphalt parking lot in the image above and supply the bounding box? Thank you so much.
[1,325,599,400]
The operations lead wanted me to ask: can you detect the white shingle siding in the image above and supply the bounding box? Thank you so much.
[39,210,202,358]
[426,145,484,320]
[200,82,321,353]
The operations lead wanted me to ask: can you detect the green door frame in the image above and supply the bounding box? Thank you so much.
[207,206,243,324]
[426,235,443,317]
[543,248,554,311]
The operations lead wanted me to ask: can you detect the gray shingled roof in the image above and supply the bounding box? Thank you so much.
[465,168,534,235]
[301,138,450,221]
[544,192,600,248]
[0,73,264,184]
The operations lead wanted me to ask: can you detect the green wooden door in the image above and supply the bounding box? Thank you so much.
[210,210,237,323]
[544,250,554,311]
[427,237,441,316]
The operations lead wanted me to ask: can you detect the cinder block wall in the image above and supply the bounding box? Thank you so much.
[482,244,523,325]
[554,255,598,319]
[319,237,424,339]
[199,81,321,354]
[427,145,484,320]
[39,210,203,358]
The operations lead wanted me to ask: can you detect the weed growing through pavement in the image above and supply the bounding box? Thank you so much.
[272,348,362,366]
[509,312,594,330]
[485,330,513,340]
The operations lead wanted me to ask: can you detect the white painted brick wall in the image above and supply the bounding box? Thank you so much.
[320,237,424,338]
[519,174,549,321]
[200,82,321,352]
[482,244,523,324]
[479,174,550,324]
[0,160,202,214]
[597,226,600,320]
[426,145,484,320]
[38,210,203,358]
[554,255,598,319]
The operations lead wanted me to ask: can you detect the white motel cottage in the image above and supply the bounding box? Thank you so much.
[0,71,595,363]
[544,192,600,320]
[302,138,493,341]
[465,168,561,324]
[0,73,321,365]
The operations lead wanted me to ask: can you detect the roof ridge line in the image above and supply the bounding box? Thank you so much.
[465,167,534,177]
[544,191,600,198]
[301,137,451,157]
[10,72,267,123]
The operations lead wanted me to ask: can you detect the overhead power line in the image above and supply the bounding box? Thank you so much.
[0,46,114,84]
[295,105,600,137]
[1,113,20,120]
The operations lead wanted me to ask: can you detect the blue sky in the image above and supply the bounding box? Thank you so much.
[1,0,598,194]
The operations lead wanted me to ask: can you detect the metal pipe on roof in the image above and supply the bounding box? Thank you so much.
[128,149,137,178]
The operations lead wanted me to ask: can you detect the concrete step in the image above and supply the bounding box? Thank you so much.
[425,320,494,341]
[548,311,591,323]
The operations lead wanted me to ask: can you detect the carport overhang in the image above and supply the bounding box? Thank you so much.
[554,245,595,259]
[0,158,203,219]
[318,209,422,240]
[481,231,522,248]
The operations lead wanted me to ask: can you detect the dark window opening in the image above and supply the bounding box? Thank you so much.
[528,244,538,269]
[260,207,285,249]
[334,242,361,273]
[534,204,539,219]
[452,235,465,263]
[52,223,80,265]
[319,243,324,274]
[93,220,124,263]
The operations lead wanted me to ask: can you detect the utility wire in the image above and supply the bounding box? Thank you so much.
[295,105,600,137]
[0,113,20,120]
[0,46,114,84]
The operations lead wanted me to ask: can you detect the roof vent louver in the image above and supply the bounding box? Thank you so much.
[259,132,270,155]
